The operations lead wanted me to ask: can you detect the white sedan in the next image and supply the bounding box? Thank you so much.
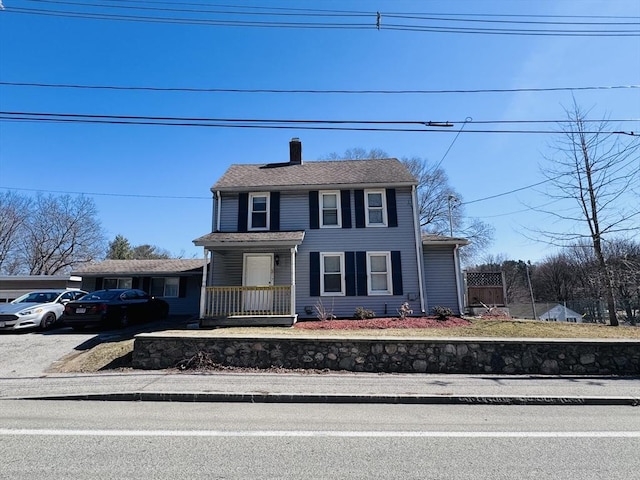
[0,289,87,331]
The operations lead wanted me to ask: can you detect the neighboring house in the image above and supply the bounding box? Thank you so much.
[508,303,584,323]
[0,275,83,303]
[539,304,583,323]
[193,138,468,327]
[71,259,206,316]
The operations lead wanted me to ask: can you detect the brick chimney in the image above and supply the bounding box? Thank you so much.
[289,137,302,165]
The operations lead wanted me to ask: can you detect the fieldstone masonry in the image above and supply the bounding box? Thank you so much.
[132,333,640,375]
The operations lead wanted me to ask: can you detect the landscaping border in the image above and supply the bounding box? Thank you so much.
[132,332,640,375]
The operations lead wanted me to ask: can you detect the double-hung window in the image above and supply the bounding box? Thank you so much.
[320,252,345,296]
[367,252,392,295]
[320,191,341,228]
[249,192,269,230]
[365,189,387,227]
[151,277,179,298]
[103,277,132,289]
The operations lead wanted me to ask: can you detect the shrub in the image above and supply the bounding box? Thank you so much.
[315,299,336,322]
[398,302,413,320]
[432,305,454,320]
[354,307,376,320]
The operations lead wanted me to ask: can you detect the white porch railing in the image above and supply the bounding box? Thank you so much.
[204,285,292,317]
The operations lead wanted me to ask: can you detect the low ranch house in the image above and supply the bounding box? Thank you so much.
[72,259,206,317]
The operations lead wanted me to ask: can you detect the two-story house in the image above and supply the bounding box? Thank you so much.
[193,138,467,326]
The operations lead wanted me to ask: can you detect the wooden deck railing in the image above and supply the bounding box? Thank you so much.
[204,285,292,317]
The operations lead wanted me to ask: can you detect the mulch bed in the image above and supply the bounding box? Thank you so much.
[293,317,471,330]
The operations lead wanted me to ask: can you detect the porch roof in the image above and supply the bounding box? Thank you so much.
[193,231,305,250]
[422,234,470,246]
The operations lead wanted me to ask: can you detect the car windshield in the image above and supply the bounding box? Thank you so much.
[81,291,119,301]
[13,292,57,304]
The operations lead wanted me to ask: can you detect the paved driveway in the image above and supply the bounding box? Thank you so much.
[0,329,97,378]
[0,317,194,378]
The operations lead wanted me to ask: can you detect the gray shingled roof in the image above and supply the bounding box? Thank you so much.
[422,234,470,246]
[72,259,205,275]
[213,158,417,191]
[193,231,305,248]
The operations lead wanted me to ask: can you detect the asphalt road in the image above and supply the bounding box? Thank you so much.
[1,400,638,479]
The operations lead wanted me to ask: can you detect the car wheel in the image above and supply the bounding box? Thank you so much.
[40,313,56,330]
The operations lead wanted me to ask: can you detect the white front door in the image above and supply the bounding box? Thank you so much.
[243,254,274,311]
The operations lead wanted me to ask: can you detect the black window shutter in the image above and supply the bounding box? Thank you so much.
[179,277,187,298]
[95,277,103,290]
[391,251,403,295]
[142,277,151,293]
[386,188,398,227]
[237,193,249,232]
[309,191,319,229]
[345,251,356,296]
[340,190,352,229]
[354,190,365,228]
[356,251,367,296]
[270,191,280,231]
[310,252,320,296]
[132,277,140,289]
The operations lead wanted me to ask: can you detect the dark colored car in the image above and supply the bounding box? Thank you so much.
[61,289,169,331]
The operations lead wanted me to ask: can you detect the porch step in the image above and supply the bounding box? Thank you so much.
[200,314,297,328]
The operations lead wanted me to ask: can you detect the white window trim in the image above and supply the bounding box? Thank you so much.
[366,251,392,296]
[364,189,387,227]
[320,190,342,228]
[248,192,270,231]
[320,252,345,296]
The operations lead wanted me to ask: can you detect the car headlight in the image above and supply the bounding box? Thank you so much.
[19,308,43,316]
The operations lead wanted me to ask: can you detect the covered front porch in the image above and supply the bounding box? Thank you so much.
[193,231,305,327]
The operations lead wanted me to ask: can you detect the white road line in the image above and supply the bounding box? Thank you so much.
[1,429,639,438]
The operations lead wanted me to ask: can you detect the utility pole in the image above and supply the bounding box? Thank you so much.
[526,262,537,320]
[448,195,457,237]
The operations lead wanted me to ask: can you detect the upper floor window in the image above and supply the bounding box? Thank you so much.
[365,189,387,227]
[151,277,180,298]
[249,192,269,230]
[320,191,341,228]
[320,252,345,296]
[367,252,392,295]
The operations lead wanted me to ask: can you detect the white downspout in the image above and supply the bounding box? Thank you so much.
[290,246,297,319]
[215,191,221,232]
[453,244,465,315]
[199,249,210,320]
[411,185,426,315]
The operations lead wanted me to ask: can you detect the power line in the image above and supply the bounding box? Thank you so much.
[2,81,638,95]
[5,3,639,36]
[2,111,637,134]
[0,185,210,200]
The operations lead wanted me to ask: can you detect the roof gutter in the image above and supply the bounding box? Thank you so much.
[214,182,418,193]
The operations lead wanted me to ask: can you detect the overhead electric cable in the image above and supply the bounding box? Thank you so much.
[2,112,636,135]
[2,81,638,95]
[0,185,210,199]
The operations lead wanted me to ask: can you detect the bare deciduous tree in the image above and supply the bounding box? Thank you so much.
[535,101,640,326]
[324,148,494,264]
[0,191,32,274]
[18,194,105,275]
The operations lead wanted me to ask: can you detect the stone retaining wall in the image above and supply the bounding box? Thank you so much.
[132,333,640,375]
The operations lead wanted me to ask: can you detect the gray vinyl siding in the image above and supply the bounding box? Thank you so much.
[212,187,422,319]
[162,276,201,316]
[296,187,421,319]
[210,251,292,286]
[218,194,239,231]
[423,245,461,315]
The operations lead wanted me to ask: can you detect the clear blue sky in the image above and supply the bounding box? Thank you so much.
[1,0,639,264]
